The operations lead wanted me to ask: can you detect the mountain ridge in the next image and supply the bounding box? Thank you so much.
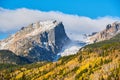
[88,21,120,43]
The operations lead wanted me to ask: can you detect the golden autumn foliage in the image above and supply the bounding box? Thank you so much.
[0,33,120,80]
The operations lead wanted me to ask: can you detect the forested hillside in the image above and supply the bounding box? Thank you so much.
[0,50,31,65]
[0,34,120,80]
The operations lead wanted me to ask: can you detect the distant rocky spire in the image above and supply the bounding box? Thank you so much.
[88,21,120,43]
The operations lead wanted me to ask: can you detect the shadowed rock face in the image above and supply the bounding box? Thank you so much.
[89,22,120,43]
[0,20,70,62]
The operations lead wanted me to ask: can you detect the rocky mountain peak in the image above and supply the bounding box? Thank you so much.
[15,20,60,37]
[106,21,120,33]
[88,21,120,43]
[0,20,70,62]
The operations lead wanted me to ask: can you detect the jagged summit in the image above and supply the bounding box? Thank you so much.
[15,20,61,37]
[19,20,59,32]
[0,20,70,62]
[88,21,120,43]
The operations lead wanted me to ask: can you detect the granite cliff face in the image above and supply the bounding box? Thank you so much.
[88,21,120,43]
[0,20,70,62]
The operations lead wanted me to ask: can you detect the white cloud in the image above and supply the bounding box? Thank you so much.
[0,7,120,40]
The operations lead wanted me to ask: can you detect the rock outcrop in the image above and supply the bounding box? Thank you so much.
[89,21,120,43]
[0,20,70,62]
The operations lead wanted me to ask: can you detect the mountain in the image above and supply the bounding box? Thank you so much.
[88,21,120,43]
[1,33,120,80]
[0,20,70,62]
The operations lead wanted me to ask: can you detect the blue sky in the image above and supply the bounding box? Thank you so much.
[0,0,120,40]
[0,0,120,18]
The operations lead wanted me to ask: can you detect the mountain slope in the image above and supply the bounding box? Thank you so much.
[0,20,70,62]
[1,33,120,80]
[0,50,31,64]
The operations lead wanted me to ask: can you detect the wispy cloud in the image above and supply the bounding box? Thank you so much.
[0,7,120,40]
